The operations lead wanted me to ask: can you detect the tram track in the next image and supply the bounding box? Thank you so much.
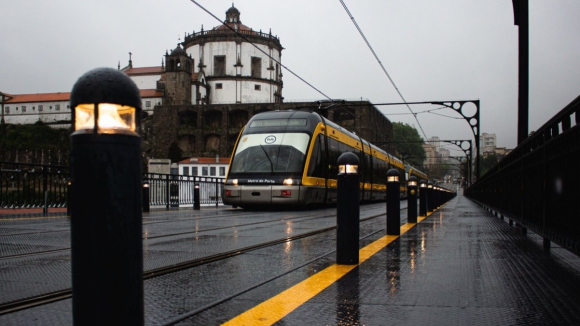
[0,208,393,316]
[0,204,387,259]
[0,211,335,260]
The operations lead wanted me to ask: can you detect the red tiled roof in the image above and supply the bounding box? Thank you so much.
[179,157,231,164]
[214,22,253,32]
[140,89,163,98]
[6,92,70,103]
[5,89,162,103]
[123,66,163,76]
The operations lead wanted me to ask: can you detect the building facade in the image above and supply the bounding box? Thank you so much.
[1,5,396,164]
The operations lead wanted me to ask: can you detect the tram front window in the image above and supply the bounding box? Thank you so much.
[230,133,310,173]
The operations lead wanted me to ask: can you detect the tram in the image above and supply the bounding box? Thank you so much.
[223,110,427,208]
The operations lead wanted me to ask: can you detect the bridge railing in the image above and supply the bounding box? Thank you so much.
[465,94,580,255]
[0,162,69,210]
[0,164,225,212]
[142,173,225,210]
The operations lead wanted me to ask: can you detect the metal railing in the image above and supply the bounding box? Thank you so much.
[1,163,225,212]
[465,94,580,255]
[0,162,69,210]
[142,173,225,210]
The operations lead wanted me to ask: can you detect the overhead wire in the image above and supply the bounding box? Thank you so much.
[338,0,430,141]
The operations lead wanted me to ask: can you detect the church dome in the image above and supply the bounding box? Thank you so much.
[226,6,240,15]
[170,44,186,56]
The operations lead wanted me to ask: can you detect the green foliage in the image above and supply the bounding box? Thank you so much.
[0,122,71,152]
[392,122,425,167]
[475,154,499,176]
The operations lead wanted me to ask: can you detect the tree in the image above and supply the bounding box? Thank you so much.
[391,122,426,167]
[474,154,499,176]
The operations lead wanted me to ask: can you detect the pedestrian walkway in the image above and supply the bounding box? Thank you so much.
[198,194,580,325]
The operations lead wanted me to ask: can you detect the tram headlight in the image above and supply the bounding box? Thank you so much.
[230,179,238,186]
[283,178,293,185]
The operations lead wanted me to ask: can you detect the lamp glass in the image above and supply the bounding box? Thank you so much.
[408,180,417,187]
[75,103,136,133]
[387,176,399,182]
[338,164,358,174]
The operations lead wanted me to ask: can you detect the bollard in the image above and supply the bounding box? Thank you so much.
[419,179,427,217]
[336,152,360,265]
[407,176,418,223]
[193,183,201,210]
[69,68,144,325]
[386,169,400,236]
[143,181,150,213]
[427,181,434,213]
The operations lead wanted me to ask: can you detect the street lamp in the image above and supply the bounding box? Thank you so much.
[69,67,143,325]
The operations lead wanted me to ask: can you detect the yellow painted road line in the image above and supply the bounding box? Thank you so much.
[223,220,425,326]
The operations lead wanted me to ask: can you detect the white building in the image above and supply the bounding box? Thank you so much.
[1,89,162,126]
[178,157,230,178]
[182,6,283,104]
[479,133,497,155]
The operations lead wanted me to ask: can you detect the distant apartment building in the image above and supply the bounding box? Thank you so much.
[479,133,497,155]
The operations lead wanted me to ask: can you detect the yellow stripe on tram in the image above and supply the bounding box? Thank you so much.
[223,221,423,326]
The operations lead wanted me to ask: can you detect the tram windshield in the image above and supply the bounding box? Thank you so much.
[230,133,310,173]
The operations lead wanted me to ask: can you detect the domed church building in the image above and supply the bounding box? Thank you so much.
[182,5,284,104]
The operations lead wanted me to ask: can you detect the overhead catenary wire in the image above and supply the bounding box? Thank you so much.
[188,0,332,101]
[338,0,430,141]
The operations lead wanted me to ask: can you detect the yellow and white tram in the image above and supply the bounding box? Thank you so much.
[223,110,427,208]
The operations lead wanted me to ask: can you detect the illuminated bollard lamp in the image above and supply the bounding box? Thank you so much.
[419,179,428,217]
[407,176,418,223]
[336,152,360,265]
[69,67,143,325]
[386,169,400,236]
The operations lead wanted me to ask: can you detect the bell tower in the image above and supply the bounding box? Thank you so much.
[164,44,193,105]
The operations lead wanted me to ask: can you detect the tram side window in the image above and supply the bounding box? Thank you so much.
[361,153,370,184]
[327,138,340,177]
[307,135,326,178]
[373,157,381,183]
[378,161,388,184]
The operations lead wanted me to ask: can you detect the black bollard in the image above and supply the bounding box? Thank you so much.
[336,152,360,265]
[407,176,418,223]
[69,68,144,326]
[419,179,427,217]
[142,181,150,213]
[386,169,400,236]
[193,183,201,210]
[427,181,434,213]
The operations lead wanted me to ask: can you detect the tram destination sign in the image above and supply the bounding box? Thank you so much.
[250,118,307,128]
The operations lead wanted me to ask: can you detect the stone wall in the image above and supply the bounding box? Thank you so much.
[143,100,394,161]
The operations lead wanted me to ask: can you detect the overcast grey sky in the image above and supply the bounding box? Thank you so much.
[1,0,579,152]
